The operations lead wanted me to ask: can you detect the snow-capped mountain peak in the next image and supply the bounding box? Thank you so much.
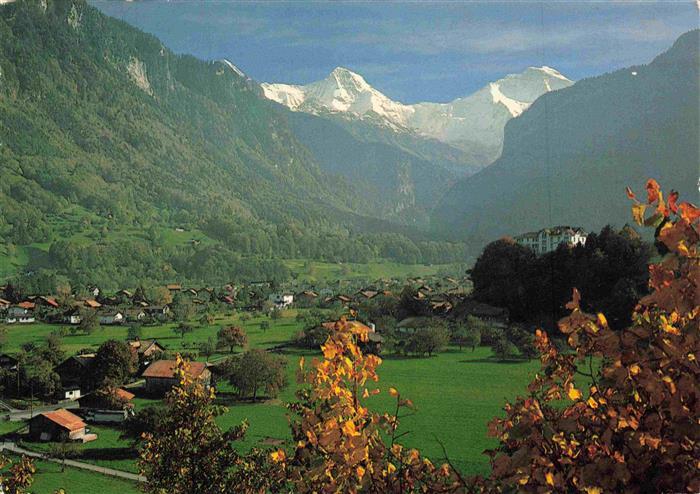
[262,65,573,158]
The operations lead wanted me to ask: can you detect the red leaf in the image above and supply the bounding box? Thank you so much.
[678,202,699,223]
[625,186,636,200]
[645,179,660,204]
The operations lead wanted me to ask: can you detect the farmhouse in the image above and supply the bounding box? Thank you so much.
[98,310,124,325]
[142,359,211,395]
[514,226,587,255]
[0,298,10,309]
[268,293,294,309]
[29,409,97,443]
[145,305,170,316]
[5,305,35,324]
[63,307,82,325]
[55,354,96,397]
[79,387,135,423]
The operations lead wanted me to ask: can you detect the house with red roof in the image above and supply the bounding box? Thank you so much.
[29,409,96,442]
[142,359,211,395]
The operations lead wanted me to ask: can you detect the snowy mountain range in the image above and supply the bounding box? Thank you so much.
[262,66,573,160]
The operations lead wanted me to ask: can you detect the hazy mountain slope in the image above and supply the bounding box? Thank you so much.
[432,30,699,245]
[263,66,573,165]
[284,111,457,223]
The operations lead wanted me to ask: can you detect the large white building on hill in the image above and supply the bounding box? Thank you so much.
[514,226,587,255]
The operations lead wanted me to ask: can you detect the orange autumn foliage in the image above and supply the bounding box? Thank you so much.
[485,181,699,493]
[274,319,465,493]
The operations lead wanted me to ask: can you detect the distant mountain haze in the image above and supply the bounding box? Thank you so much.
[432,30,699,244]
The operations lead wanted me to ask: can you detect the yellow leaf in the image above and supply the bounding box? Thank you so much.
[342,420,359,437]
[545,472,555,486]
[270,449,286,462]
[567,384,582,401]
[518,475,529,485]
[629,363,641,376]
[583,487,602,494]
[388,387,399,397]
[587,397,599,409]
[596,313,608,327]
[356,465,365,479]
[632,203,646,225]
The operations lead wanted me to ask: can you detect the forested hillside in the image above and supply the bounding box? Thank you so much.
[433,30,699,243]
[0,0,467,288]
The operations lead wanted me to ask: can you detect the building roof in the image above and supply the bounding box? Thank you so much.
[39,409,85,432]
[114,388,135,401]
[142,360,207,379]
[84,299,102,308]
[17,301,36,310]
[0,298,10,306]
[39,296,59,308]
[166,284,182,291]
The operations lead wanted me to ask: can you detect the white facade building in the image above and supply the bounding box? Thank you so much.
[268,293,294,309]
[515,226,587,255]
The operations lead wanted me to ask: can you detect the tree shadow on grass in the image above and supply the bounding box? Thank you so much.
[459,357,530,365]
[79,447,137,462]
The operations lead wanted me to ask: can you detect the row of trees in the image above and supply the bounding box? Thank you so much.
[471,225,652,330]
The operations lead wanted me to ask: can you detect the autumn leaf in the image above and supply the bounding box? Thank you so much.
[632,203,647,225]
[567,384,583,401]
[678,202,700,222]
[565,288,582,310]
[646,178,660,203]
[388,387,399,397]
[270,449,286,462]
[596,313,608,328]
[545,471,555,486]
[625,186,636,200]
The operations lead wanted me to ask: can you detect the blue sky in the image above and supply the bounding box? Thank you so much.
[91,1,698,103]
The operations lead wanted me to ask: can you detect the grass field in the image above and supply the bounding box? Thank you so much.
[283,259,465,283]
[215,346,539,476]
[2,454,141,494]
[0,311,543,490]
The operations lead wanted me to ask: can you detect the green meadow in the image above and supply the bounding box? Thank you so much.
[1,311,541,491]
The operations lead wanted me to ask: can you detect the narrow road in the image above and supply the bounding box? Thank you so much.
[6,401,79,422]
[0,442,146,483]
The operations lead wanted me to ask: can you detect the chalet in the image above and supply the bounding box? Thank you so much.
[268,293,294,309]
[457,299,509,325]
[357,290,378,300]
[0,298,10,309]
[6,305,35,324]
[55,354,96,396]
[63,307,82,325]
[297,290,318,300]
[125,308,146,322]
[396,316,434,333]
[37,296,59,309]
[142,360,211,395]
[129,339,165,364]
[83,299,102,309]
[116,289,133,299]
[144,305,170,317]
[87,286,100,298]
[515,226,587,255]
[79,388,135,423]
[98,310,124,325]
[166,283,182,292]
[29,409,96,443]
